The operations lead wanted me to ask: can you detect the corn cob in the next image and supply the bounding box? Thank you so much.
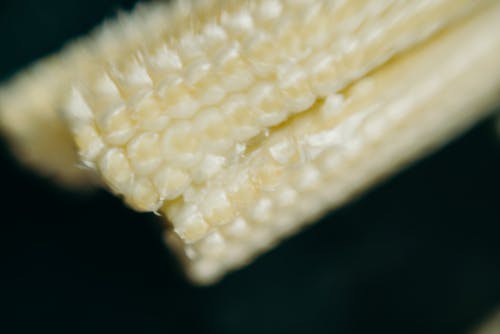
[1,0,500,284]
[164,5,500,283]
[66,0,481,211]
[0,1,222,186]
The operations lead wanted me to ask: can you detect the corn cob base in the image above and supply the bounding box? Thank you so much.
[1,0,500,284]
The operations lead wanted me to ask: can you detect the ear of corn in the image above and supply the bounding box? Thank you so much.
[0,1,211,186]
[1,0,500,284]
[65,0,481,211]
[164,4,500,283]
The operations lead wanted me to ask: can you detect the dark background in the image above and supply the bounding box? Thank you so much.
[0,1,499,333]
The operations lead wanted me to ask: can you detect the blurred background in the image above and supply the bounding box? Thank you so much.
[0,1,499,333]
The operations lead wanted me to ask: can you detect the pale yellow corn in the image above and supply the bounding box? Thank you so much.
[0,1,220,186]
[165,5,500,283]
[1,0,499,284]
[66,0,480,211]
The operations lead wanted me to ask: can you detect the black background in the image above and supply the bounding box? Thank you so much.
[0,1,499,333]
